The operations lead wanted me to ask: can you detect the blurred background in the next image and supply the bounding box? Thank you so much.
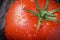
[0,0,60,40]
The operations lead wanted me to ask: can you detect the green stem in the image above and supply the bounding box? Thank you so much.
[46,12,55,17]
[45,16,56,21]
[24,0,60,33]
[35,0,42,14]
[36,18,41,32]
[49,8,60,13]
[44,0,49,11]
[24,9,39,17]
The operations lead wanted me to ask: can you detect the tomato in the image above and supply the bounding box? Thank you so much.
[5,0,60,40]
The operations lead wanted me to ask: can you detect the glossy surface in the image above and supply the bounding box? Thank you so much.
[5,0,60,40]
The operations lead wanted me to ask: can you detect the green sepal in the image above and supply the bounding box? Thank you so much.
[44,0,49,11]
[49,8,60,13]
[35,0,42,14]
[36,18,41,33]
[24,9,39,17]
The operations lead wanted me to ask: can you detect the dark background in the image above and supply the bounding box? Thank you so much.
[0,0,60,40]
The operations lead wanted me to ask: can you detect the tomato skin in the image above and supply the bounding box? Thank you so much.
[37,20,60,40]
[5,0,60,40]
[5,0,38,40]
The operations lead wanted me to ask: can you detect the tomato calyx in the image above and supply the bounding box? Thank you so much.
[24,0,60,32]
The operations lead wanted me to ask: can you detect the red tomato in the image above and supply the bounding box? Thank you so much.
[5,0,60,40]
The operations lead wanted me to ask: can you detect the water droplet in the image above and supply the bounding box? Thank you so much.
[49,31,52,33]
[21,13,24,15]
[25,21,28,25]
[22,15,26,19]
[18,15,20,17]
[31,29,34,32]
[31,0,34,2]
[17,18,21,23]
[55,13,58,16]
[40,29,42,31]
[23,5,26,8]
[16,29,18,32]
[46,23,49,25]
[19,18,21,21]
[34,24,37,27]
